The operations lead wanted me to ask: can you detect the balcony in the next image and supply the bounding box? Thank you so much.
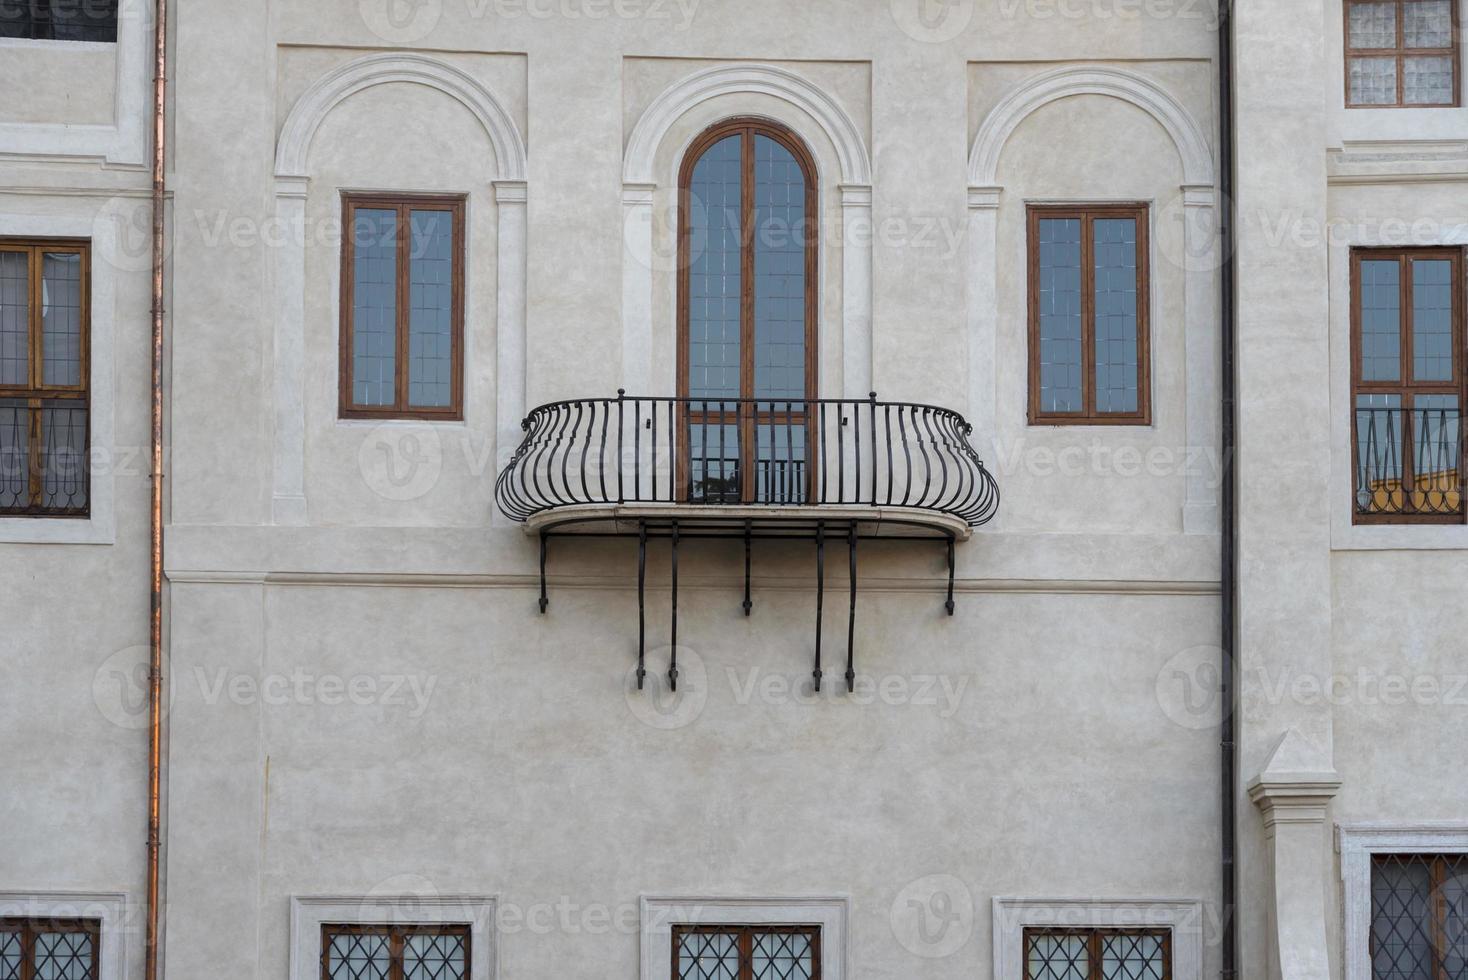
[495,393,1000,693]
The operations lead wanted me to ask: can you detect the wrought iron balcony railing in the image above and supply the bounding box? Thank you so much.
[495,392,1001,528]
[1355,404,1463,520]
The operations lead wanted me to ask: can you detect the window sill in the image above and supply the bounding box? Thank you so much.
[0,514,113,545]
[1332,517,1468,551]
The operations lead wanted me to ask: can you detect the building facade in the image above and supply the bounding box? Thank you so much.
[1,1,1465,979]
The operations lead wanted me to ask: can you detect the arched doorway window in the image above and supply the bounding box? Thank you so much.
[678,118,818,503]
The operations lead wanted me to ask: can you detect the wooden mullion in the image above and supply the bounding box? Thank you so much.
[1089,929,1103,980]
[391,929,405,980]
[739,925,754,980]
[28,246,41,392]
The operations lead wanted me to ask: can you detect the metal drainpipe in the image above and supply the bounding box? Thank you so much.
[145,0,168,977]
[1217,2,1238,980]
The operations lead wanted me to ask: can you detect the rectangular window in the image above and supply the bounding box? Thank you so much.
[340,194,465,420]
[1370,854,1468,980]
[0,239,89,517]
[0,918,100,979]
[321,924,469,980]
[0,0,118,42]
[1028,204,1151,425]
[1352,248,1464,523]
[1346,0,1460,107]
[673,925,820,980]
[1025,929,1170,980]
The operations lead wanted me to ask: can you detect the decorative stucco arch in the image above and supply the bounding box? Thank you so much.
[268,52,529,525]
[964,64,1221,535]
[621,63,874,399]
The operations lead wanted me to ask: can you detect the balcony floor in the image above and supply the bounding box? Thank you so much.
[521,502,973,541]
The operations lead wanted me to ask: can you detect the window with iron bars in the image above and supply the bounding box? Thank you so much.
[673,924,820,980]
[1371,853,1468,980]
[0,1,118,42]
[1024,928,1170,980]
[320,924,469,980]
[0,918,100,980]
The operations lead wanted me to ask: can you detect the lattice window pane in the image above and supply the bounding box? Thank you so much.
[687,134,744,401]
[1404,55,1455,104]
[1102,934,1166,980]
[1037,218,1084,414]
[351,208,398,407]
[1404,0,1453,47]
[31,930,94,980]
[677,930,740,980]
[1093,217,1139,414]
[1373,856,1436,980]
[0,930,20,980]
[1359,259,1402,381]
[41,252,82,386]
[1412,259,1454,381]
[403,932,467,980]
[1351,2,1400,47]
[0,251,27,386]
[407,209,453,409]
[752,134,808,402]
[1444,859,1468,979]
[325,931,391,980]
[751,931,814,980]
[0,0,119,41]
[1029,934,1091,980]
[1351,56,1401,104]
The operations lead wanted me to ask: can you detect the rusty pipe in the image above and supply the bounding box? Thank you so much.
[145,0,168,977]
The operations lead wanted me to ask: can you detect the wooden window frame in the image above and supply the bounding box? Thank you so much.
[1023,928,1172,980]
[671,924,822,980]
[1350,247,1467,525]
[676,117,820,503]
[0,917,102,980]
[1345,0,1462,108]
[0,237,90,518]
[339,192,466,421]
[320,923,470,980]
[1026,203,1152,426]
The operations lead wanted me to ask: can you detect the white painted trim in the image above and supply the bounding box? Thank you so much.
[639,896,848,980]
[0,210,118,544]
[0,891,129,980]
[270,53,529,523]
[1337,825,1468,980]
[968,65,1214,188]
[1328,229,1468,550]
[991,898,1205,980]
[621,63,873,398]
[0,0,152,165]
[288,895,497,980]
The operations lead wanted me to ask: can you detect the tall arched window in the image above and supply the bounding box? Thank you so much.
[678,118,818,504]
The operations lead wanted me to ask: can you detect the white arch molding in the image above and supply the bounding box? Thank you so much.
[270,53,529,525]
[622,63,875,399]
[964,65,1222,535]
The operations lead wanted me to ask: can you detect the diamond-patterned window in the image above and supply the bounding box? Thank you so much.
[673,925,819,980]
[1346,0,1460,107]
[1370,854,1468,980]
[0,918,100,980]
[1025,929,1170,980]
[321,925,469,980]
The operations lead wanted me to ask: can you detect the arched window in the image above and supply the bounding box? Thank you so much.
[678,118,817,504]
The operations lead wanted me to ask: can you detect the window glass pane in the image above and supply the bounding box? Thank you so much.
[0,251,28,386]
[752,134,807,401]
[1037,218,1084,414]
[1372,856,1435,980]
[0,399,29,511]
[351,208,398,407]
[40,400,87,512]
[1102,933,1167,980]
[42,252,83,387]
[1404,55,1455,103]
[0,0,117,40]
[1351,56,1400,104]
[1404,0,1453,46]
[407,209,454,409]
[1028,933,1090,980]
[677,930,740,980]
[687,135,743,401]
[688,416,740,503]
[752,931,815,980]
[1411,395,1461,514]
[1351,2,1400,47]
[325,931,390,980]
[404,931,468,980]
[1411,259,1454,381]
[1093,217,1139,414]
[755,418,807,504]
[1357,393,1404,513]
[1443,857,1468,980]
[0,929,18,980]
[1360,259,1402,381]
[30,930,93,980]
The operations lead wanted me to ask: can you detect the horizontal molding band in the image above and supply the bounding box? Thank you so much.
[166,569,1220,596]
